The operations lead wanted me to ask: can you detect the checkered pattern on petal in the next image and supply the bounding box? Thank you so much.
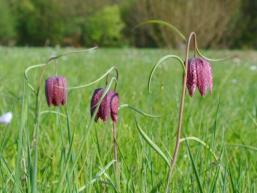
[45,76,67,106]
[187,58,197,96]
[90,88,103,121]
[206,62,213,94]
[90,88,119,123]
[196,59,209,96]
[110,92,119,123]
[99,90,111,122]
[186,58,213,96]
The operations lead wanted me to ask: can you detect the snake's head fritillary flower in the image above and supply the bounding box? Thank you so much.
[45,76,67,106]
[90,88,119,123]
[187,57,213,96]
[109,91,119,123]
[0,112,13,125]
[90,88,104,121]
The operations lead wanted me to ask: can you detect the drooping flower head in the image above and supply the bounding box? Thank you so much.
[186,57,213,96]
[45,76,67,106]
[90,88,119,123]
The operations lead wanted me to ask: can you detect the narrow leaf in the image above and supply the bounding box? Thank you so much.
[135,119,171,166]
[185,138,204,193]
[78,160,116,192]
[180,136,218,161]
[148,54,185,93]
[119,104,160,118]
[135,20,186,41]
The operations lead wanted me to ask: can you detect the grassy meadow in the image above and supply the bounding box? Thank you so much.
[0,47,256,192]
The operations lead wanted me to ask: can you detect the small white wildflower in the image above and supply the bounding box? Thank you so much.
[0,112,13,125]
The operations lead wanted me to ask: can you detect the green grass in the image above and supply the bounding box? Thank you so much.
[0,47,256,192]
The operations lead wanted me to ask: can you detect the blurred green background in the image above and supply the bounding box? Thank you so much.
[0,0,256,49]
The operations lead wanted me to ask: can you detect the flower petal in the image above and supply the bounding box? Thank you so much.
[187,58,197,96]
[110,92,119,123]
[196,58,212,96]
[90,89,119,123]
[45,76,67,106]
[90,88,103,121]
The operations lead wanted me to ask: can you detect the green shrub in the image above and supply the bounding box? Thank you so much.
[0,0,16,44]
[82,5,124,46]
[230,0,257,48]
[15,0,64,46]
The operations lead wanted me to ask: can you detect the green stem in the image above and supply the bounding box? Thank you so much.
[112,122,120,190]
[165,32,196,193]
[112,122,118,168]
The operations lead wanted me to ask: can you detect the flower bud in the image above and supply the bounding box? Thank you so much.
[187,58,213,96]
[90,88,119,123]
[45,76,67,106]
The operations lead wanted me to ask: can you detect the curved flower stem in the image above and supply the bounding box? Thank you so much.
[37,47,97,91]
[68,66,117,90]
[165,32,196,193]
[148,55,185,93]
[191,33,232,62]
[105,67,119,91]
[24,47,97,92]
[24,63,46,92]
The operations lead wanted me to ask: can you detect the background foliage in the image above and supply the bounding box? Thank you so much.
[0,0,256,48]
[0,0,16,44]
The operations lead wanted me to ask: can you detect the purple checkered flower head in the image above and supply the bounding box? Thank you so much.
[187,57,213,96]
[90,88,119,123]
[45,76,68,106]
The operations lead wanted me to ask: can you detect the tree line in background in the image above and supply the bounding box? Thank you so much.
[0,0,256,49]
